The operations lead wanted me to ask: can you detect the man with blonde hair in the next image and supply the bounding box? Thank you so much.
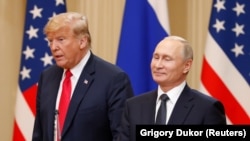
[32,12,134,141]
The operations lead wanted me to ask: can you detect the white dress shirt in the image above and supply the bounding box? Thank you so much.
[155,81,186,124]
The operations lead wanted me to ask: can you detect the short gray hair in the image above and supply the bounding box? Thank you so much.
[164,36,193,60]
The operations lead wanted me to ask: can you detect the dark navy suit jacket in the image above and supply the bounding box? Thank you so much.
[32,53,134,141]
[119,85,226,141]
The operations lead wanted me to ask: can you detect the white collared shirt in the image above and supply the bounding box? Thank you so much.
[55,50,90,109]
[54,50,91,141]
[155,81,186,124]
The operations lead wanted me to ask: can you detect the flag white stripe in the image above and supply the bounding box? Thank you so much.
[204,33,250,116]
[15,87,35,141]
[148,0,170,33]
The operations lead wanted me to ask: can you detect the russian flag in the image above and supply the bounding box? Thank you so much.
[116,0,170,95]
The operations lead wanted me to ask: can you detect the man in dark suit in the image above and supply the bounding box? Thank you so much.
[119,36,226,141]
[32,12,134,141]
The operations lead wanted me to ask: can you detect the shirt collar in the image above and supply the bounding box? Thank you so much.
[64,50,91,78]
[157,81,186,104]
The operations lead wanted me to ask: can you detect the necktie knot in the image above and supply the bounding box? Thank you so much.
[160,94,169,102]
[65,70,72,78]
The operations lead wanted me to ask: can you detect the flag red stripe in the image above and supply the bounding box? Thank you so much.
[201,57,250,124]
[12,120,25,141]
[23,84,38,116]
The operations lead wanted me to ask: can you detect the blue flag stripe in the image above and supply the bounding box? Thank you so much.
[117,0,169,95]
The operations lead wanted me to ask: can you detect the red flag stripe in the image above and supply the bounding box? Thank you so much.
[23,84,38,116]
[201,57,250,124]
[12,120,25,141]
[14,87,35,140]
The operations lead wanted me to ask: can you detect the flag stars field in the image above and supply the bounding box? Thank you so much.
[26,26,39,40]
[29,5,43,19]
[214,0,226,12]
[232,23,245,37]
[20,66,31,80]
[213,19,225,33]
[49,12,58,20]
[40,52,54,67]
[23,46,35,60]
[232,2,245,16]
[231,43,244,58]
[56,0,65,6]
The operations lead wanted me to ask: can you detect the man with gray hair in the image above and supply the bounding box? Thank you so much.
[119,35,226,141]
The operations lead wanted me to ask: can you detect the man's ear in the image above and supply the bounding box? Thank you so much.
[79,36,87,49]
[184,59,192,73]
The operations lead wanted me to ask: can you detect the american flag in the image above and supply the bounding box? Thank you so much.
[200,0,250,124]
[12,0,66,140]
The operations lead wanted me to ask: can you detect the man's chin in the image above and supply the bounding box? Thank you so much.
[153,78,165,83]
[55,62,66,68]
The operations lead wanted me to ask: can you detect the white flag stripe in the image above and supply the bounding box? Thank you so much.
[15,87,34,141]
[148,0,170,33]
[204,33,250,115]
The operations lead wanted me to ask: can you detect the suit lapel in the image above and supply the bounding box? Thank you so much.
[62,53,95,136]
[167,85,194,124]
[140,91,158,124]
[43,67,63,140]
[46,69,63,109]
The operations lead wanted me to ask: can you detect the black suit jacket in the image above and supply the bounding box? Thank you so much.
[32,53,134,141]
[119,84,226,141]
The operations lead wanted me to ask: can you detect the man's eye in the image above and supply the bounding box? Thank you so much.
[153,55,159,59]
[165,57,171,61]
[59,38,64,41]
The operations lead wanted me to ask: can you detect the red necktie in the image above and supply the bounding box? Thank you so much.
[58,70,72,133]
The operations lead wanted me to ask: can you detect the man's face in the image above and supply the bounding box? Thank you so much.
[46,26,86,69]
[151,39,189,87]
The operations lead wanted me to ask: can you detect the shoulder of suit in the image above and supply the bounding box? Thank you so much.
[127,90,156,102]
